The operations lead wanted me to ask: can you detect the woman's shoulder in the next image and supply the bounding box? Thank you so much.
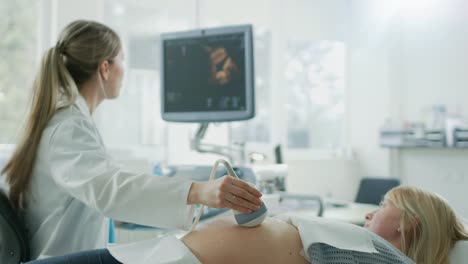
[43,105,96,142]
[367,231,415,263]
[49,104,92,127]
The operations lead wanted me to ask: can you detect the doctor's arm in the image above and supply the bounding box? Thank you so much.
[47,118,260,229]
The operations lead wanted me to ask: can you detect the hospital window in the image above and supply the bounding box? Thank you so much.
[286,40,346,149]
[0,0,39,144]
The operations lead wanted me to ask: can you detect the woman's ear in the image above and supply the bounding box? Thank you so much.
[98,60,110,81]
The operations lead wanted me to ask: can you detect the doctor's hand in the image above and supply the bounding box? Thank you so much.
[188,176,263,214]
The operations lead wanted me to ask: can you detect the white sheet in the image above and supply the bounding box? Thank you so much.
[108,235,201,264]
[277,214,378,262]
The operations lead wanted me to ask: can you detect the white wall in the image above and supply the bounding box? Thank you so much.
[397,2,468,121]
[398,149,468,216]
[347,1,393,177]
[42,0,104,49]
[391,0,468,218]
[348,0,468,217]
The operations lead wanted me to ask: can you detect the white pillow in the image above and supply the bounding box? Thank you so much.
[450,240,468,264]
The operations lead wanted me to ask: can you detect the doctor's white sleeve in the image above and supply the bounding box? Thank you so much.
[46,117,195,230]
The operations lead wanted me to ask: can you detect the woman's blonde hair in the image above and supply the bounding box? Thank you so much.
[386,186,468,264]
[1,20,121,209]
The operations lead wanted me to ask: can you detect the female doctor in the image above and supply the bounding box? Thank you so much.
[1,20,262,260]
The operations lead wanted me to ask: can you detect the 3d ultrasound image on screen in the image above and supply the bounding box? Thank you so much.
[161,25,254,122]
[164,33,246,112]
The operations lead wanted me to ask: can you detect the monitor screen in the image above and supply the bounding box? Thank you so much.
[160,25,255,122]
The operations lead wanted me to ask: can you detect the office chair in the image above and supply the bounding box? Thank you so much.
[355,177,400,205]
[0,188,30,264]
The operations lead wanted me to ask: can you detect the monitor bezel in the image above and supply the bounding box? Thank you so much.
[160,24,255,123]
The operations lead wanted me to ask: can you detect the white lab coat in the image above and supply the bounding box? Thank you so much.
[24,95,194,260]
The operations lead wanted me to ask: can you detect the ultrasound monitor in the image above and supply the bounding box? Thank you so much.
[160,25,255,122]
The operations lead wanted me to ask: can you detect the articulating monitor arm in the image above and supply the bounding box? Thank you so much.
[191,123,245,164]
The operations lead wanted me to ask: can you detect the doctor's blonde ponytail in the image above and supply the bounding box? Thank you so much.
[1,20,121,209]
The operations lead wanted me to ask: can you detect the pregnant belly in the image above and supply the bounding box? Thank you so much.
[181,216,309,264]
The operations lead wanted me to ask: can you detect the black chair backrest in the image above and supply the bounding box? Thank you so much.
[0,188,30,263]
[355,177,400,205]
[274,144,283,164]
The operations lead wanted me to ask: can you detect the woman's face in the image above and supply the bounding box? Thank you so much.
[364,199,402,243]
[105,49,125,98]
